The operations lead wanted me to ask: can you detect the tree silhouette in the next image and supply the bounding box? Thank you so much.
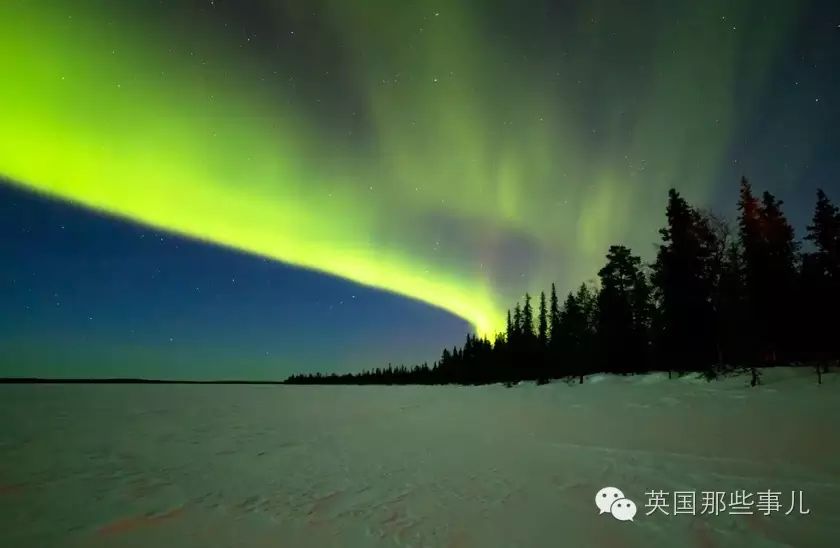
[522,293,535,342]
[537,291,548,348]
[505,309,514,345]
[596,245,652,374]
[557,290,583,381]
[737,176,764,365]
[555,284,597,382]
[715,240,748,366]
[513,302,523,344]
[286,179,833,386]
[802,189,840,367]
[758,191,799,361]
[575,283,597,380]
[652,189,718,373]
[549,283,561,345]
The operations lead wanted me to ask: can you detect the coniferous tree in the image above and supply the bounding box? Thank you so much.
[738,177,767,365]
[802,189,840,364]
[557,291,581,380]
[738,178,799,376]
[558,283,598,382]
[652,189,718,373]
[505,309,515,345]
[513,303,523,342]
[519,293,537,378]
[548,283,562,379]
[549,283,561,346]
[522,294,535,342]
[700,213,743,367]
[509,302,523,374]
[715,241,749,366]
[538,291,548,348]
[759,191,799,361]
[596,245,652,373]
[575,283,598,377]
[492,331,507,381]
[535,291,549,380]
[805,189,840,270]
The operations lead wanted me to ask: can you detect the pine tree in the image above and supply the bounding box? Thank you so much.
[738,177,799,365]
[549,283,561,347]
[759,191,799,361]
[505,309,514,344]
[597,245,652,373]
[521,293,535,341]
[737,177,766,363]
[803,189,840,361]
[537,291,548,348]
[552,284,597,382]
[716,241,748,366]
[557,291,583,380]
[548,283,562,380]
[513,303,523,343]
[575,283,597,381]
[652,189,718,372]
[805,189,840,267]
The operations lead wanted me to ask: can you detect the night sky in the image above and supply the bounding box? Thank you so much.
[1,0,839,379]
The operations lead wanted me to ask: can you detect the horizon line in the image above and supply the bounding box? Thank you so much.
[0,377,288,385]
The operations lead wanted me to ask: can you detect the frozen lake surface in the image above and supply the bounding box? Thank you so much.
[2,368,839,547]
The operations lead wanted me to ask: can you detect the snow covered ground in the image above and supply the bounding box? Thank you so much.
[1,367,839,547]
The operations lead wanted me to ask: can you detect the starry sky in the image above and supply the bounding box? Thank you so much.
[1,0,839,379]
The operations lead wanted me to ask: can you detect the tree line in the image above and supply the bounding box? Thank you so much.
[285,178,840,386]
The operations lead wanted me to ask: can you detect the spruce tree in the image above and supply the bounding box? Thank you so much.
[715,241,748,366]
[548,283,562,378]
[549,283,561,347]
[513,303,523,343]
[597,245,652,373]
[759,191,799,361]
[738,177,799,364]
[558,291,583,379]
[652,189,718,372]
[522,293,535,341]
[575,284,597,381]
[537,291,548,348]
[806,189,840,267]
[803,189,840,360]
[737,177,766,363]
[506,309,514,344]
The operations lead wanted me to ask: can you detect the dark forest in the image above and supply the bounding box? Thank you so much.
[286,178,840,386]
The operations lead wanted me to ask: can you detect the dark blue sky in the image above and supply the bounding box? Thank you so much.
[0,184,469,379]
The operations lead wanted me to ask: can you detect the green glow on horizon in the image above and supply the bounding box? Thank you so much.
[0,1,800,337]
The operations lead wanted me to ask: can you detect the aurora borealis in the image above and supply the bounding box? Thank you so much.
[2,1,840,377]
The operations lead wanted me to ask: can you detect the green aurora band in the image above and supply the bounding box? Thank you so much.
[0,1,800,336]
